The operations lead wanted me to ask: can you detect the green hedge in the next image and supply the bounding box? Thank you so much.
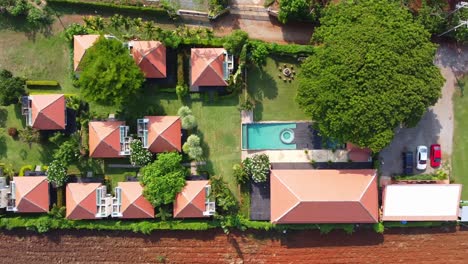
[383,221,450,228]
[19,165,34,176]
[47,0,171,18]
[26,80,59,88]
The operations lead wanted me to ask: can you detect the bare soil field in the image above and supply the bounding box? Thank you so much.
[0,227,467,263]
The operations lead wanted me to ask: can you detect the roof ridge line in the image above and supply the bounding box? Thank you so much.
[206,54,227,84]
[78,188,99,217]
[19,177,47,202]
[357,173,376,201]
[130,196,154,218]
[36,95,64,128]
[149,117,179,150]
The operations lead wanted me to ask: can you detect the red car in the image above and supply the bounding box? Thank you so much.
[430,144,441,167]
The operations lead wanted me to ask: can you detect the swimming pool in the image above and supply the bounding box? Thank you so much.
[242,123,297,150]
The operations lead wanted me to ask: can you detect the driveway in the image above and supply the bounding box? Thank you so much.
[379,43,468,179]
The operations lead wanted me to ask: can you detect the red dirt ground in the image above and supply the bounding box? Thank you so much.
[1,227,468,263]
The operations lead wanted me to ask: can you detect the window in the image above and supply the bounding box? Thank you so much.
[137,119,149,148]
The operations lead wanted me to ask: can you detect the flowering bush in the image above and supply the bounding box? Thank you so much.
[47,160,68,188]
[130,139,152,166]
[242,154,270,183]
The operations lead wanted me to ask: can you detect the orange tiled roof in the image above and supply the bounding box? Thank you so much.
[173,180,209,218]
[89,121,125,158]
[130,41,166,78]
[73,34,100,71]
[145,116,181,153]
[191,48,228,87]
[118,182,154,219]
[13,176,49,213]
[66,183,101,220]
[347,143,372,162]
[270,169,378,224]
[30,94,66,130]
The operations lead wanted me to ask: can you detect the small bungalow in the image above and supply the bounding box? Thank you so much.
[112,182,154,219]
[137,116,182,153]
[190,48,233,91]
[270,169,378,224]
[7,176,49,213]
[73,34,100,72]
[22,94,66,130]
[89,120,131,158]
[382,184,462,221]
[66,183,111,220]
[173,180,215,218]
[129,40,167,79]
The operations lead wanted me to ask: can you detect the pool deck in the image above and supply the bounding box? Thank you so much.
[241,149,349,163]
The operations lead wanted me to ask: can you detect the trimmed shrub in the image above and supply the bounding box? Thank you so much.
[26,80,59,87]
[373,222,385,233]
[19,165,34,176]
[8,127,18,138]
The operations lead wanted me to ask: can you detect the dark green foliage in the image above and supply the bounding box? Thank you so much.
[64,23,90,42]
[223,30,249,56]
[296,0,444,151]
[232,163,248,184]
[18,127,40,147]
[0,69,26,106]
[140,153,187,207]
[77,37,145,106]
[52,133,80,166]
[278,0,312,24]
[209,0,228,16]
[249,41,270,66]
[47,0,171,19]
[451,8,468,43]
[414,0,447,35]
[209,175,238,214]
[48,205,66,219]
[1,0,54,27]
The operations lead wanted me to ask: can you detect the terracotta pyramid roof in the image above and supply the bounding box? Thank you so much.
[191,48,228,87]
[145,116,181,153]
[66,183,101,220]
[13,176,49,213]
[30,94,66,130]
[173,180,209,218]
[270,170,378,224]
[73,34,100,71]
[118,182,154,219]
[130,41,166,78]
[89,121,125,158]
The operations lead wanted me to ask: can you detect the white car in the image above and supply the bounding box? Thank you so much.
[416,145,428,170]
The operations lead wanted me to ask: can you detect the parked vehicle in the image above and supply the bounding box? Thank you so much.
[430,144,441,168]
[416,145,428,170]
[402,151,414,175]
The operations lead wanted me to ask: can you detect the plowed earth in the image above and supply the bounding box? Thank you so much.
[0,227,468,263]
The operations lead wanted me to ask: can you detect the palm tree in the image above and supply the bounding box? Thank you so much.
[142,21,155,39]
[110,14,123,29]
[122,16,132,31]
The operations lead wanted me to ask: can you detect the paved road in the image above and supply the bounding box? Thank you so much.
[379,43,468,178]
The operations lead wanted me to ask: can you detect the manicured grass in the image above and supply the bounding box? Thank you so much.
[0,105,55,170]
[452,75,468,199]
[247,56,309,121]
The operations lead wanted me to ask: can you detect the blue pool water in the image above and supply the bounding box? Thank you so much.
[242,123,297,150]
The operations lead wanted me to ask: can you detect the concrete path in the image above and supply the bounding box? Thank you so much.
[379,43,468,180]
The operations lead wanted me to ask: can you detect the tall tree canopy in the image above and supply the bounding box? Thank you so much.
[296,0,444,151]
[278,0,312,24]
[77,37,145,106]
[0,69,25,106]
[140,152,187,207]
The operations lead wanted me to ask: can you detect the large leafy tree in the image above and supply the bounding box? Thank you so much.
[77,37,145,106]
[0,69,25,106]
[140,152,187,207]
[296,0,444,151]
[278,0,312,24]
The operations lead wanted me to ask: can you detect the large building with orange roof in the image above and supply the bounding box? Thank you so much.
[137,116,182,153]
[66,183,112,220]
[173,180,215,218]
[89,120,131,158]
[113,182,154,219]
[129,40,166,78]
[73,34,100,71]
[190,48,233,88]
[8,176,49,213]
[22,94,66,130]
[270,169,378,224]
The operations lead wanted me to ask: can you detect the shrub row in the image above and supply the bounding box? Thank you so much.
[19,165,34,176]
[26,80,59,89]
[47,0,171,18]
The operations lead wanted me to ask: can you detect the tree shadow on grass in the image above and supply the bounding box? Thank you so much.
[0,14,53,41]
[248,65,278,101]
[0,137,6,159]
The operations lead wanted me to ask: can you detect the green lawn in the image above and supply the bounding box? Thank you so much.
[0,105,54,170]
[247,56,309,121]
[452,75,468,199]
[124,91,241,197]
